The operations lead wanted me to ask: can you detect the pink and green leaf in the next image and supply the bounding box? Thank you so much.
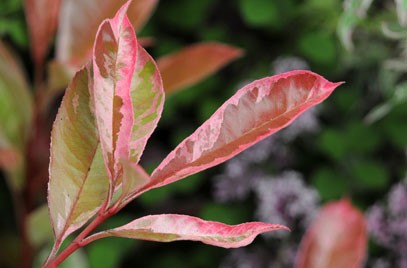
[56,0,157,69]
[157,42,243,94]
[116,161,150,208]
[129,44,164,163]
[48,66,109,250]
[87,214,288,248]
[145,71,342,191]
[24,0,61,69]
[295,199,367,268]
[92,2,136,181]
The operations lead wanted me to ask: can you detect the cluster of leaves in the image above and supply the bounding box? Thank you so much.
[0,0,345,267]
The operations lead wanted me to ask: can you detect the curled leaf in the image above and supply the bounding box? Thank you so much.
[157,42,243,94]
[146,70,342,192]
[87,214,288,248]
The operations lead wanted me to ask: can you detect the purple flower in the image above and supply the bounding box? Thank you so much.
[254,171,320,237]
[366,177,407,265]
[212,157,264,202]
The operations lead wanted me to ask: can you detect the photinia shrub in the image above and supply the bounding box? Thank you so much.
[41,1,343,267]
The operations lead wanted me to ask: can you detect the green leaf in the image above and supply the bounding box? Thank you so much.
[0,40,32,191]
[298,32,336,65]
[318,129,348,161]
[28,205,53,248]
[238,0,280,28]
[48,66,109,251]
[311,168,348,201]
[352,161,390,190]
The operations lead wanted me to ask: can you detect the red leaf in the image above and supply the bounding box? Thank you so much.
[143,71,342,193]
[57,0,157,69]
[87,214,288,248]
[157,42,243,94]
[295,199,367,268]
[24,0,61,69]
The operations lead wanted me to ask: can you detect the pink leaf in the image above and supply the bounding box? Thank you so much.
[144,71,342,192]
[295,199,367,268]
[129,44,164,164]
[93,2,136,181]
[57,0,157,69]
[157,42,243,94]
[88,214,288,248]
[24,0,61,69]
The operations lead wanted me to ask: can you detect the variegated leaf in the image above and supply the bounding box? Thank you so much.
[87,214,288,248]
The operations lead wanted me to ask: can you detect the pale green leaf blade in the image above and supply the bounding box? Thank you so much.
[48,66,109,248]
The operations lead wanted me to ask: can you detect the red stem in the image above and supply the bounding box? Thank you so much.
[43,206,118,267]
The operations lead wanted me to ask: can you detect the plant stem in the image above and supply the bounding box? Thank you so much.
[43,206,118,267]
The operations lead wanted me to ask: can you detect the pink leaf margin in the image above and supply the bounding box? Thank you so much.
[145,70,343,192]
[92,1,136,181]
[87,214,289,248]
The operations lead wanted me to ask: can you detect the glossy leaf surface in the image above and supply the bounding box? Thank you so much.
[92,2,136,181]
[148,71,342,191]
[24,0,60,68]
[57,0,157,69]
[157,42,243,94]
[89,214,288,248]
[48,67,109,246]
[295,199,367,268]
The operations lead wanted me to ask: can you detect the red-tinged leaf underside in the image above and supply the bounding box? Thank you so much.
[24,0,60,68]
[48,67,109,245]
[147,71,342,191]
[129,44,164,164]
[57,0,157,69]
[157,42,243,94]
[93,3,136,181]
[90,214,288,248]
[295,199,367,268]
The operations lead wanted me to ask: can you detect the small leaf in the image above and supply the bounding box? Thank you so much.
[24,0,61,68]
[27,205,53,248]
[129,44,164,164]
[117,161,150,208]
[57,0,157,69]
[157,42,243,94]
[92,2,136,181]
[48,66,109,249]
[146,71,342,192]
[295,199,367,268]
[88,214,288,248]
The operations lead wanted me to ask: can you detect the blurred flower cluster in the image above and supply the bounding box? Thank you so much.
[367,177,407,268]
